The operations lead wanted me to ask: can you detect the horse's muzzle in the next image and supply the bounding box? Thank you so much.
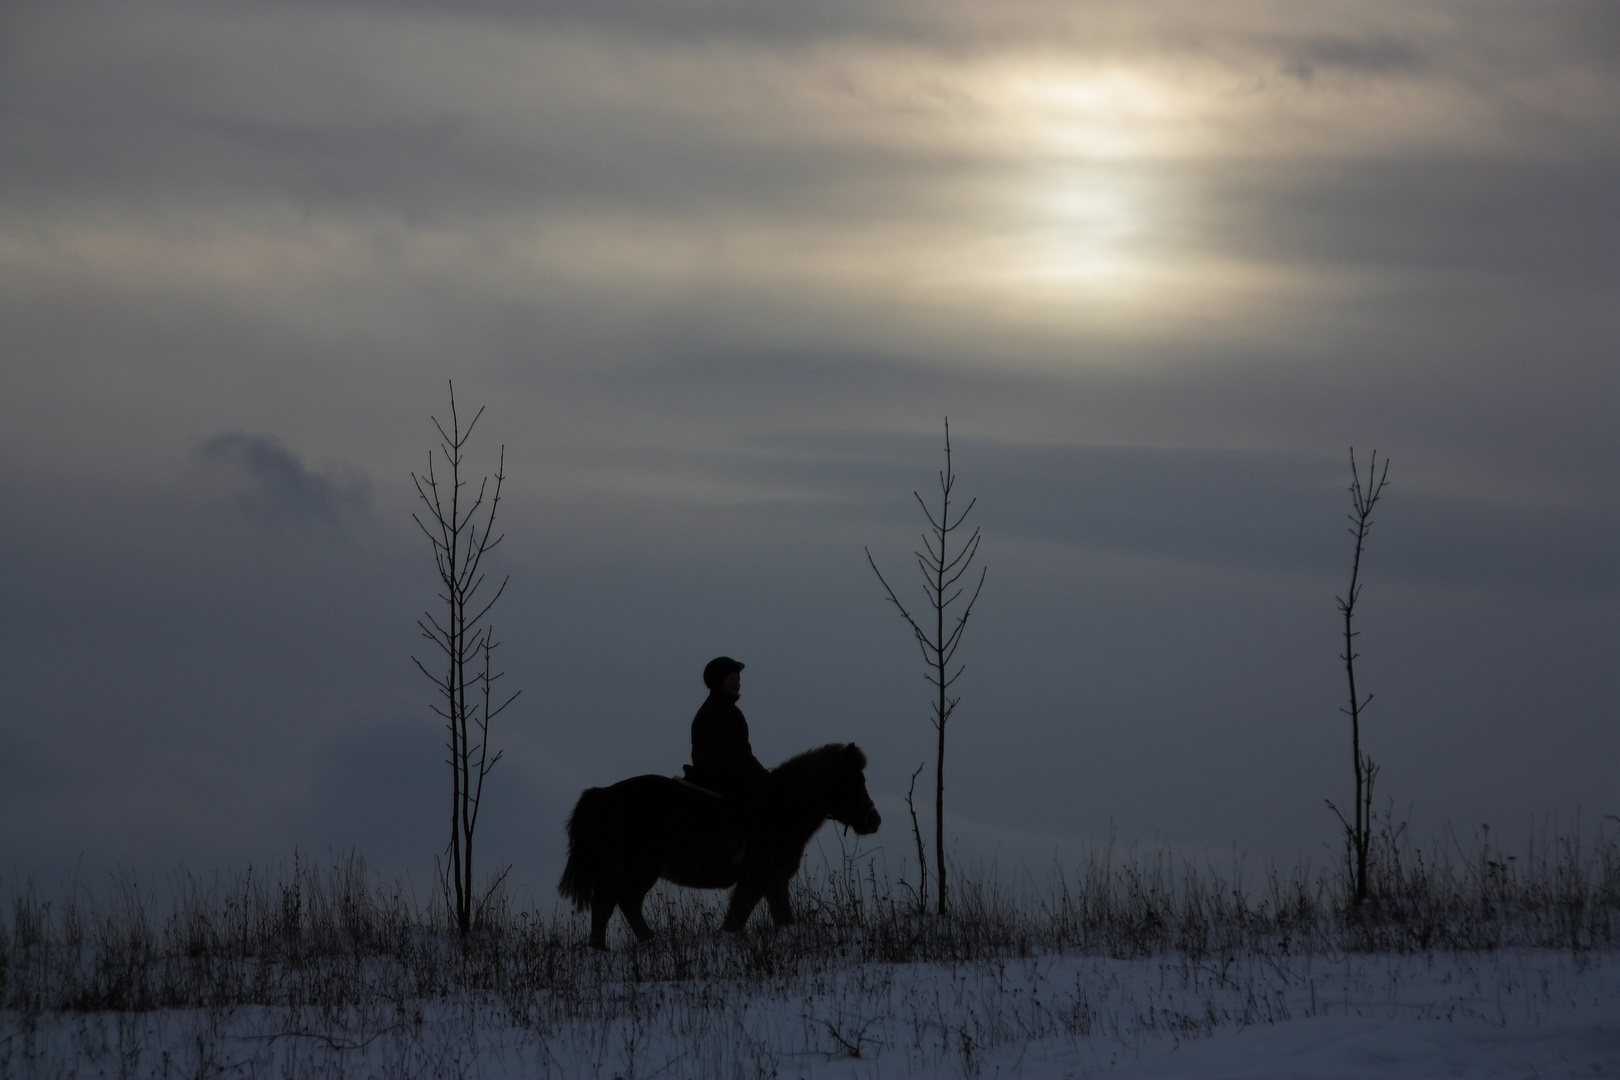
[851,803,881,835]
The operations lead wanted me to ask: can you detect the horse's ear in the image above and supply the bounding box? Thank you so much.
[842,743,867,769]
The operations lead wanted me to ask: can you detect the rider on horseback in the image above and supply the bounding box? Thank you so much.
[686,656,773,849]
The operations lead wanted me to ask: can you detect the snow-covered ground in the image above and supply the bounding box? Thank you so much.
[7,945,1615,1078]
[6,842,1617,1078]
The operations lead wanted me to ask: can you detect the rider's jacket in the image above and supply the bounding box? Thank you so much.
[689,690,770,797]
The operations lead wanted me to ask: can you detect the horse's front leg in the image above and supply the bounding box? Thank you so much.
[764,877,795,927]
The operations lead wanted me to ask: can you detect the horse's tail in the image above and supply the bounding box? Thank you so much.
[558,786,609,912]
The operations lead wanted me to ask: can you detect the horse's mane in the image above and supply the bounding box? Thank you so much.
[772,742,866,781]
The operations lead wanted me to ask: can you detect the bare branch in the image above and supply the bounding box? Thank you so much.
[867,547,932,645]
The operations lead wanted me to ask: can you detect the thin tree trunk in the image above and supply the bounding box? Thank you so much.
[1343,574,1363,904]
[935,705,947,916]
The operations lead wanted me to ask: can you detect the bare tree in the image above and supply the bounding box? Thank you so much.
[1326,447,1389,908]
[866,419,986,916]
[412,383,519,936]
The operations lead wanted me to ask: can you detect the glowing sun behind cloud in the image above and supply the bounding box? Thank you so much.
[913,60,1229,333]
[1006,166,1157,292]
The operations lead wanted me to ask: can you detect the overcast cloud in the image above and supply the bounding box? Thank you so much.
[2,0,1614,897]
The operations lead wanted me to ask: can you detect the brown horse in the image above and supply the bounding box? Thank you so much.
[558,743,881,949]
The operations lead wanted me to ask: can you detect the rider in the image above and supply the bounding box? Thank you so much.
[686,656,773,841]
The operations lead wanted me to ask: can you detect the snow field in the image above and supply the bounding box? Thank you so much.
[4,831,1616,1078]
[7,943,1616,1077]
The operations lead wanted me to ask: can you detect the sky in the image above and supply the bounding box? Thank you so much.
[2,0,1616,901]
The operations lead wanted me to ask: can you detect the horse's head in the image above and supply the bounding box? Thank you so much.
[822,743,881,835]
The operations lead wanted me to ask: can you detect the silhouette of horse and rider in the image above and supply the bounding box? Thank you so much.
[559,656,881,949]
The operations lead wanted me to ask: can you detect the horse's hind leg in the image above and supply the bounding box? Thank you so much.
[619,894,655,943]
[618,871,658,943]
[589,894,616,950]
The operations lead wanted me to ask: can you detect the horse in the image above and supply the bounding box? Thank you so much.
[558,743,881,949]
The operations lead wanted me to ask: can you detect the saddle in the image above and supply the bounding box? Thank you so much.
[673,769,723,799]
[676,767,751,867]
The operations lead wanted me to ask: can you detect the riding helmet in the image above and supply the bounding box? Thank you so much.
[702,656,745,690]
